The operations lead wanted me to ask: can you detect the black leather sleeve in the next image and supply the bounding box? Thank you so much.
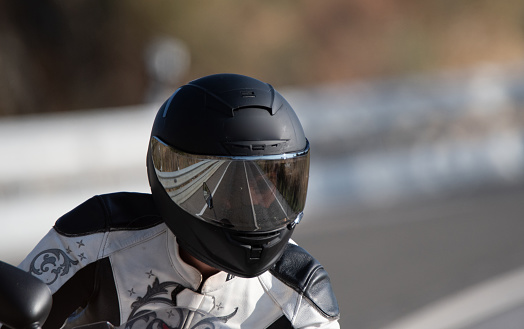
[270,244,340,320]
[42,257,119,329]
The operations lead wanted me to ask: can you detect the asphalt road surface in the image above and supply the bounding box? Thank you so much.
[293,183,524,329]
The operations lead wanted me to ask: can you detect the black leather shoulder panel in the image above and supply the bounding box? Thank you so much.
[54,192,163,236]
[269,243,340,319]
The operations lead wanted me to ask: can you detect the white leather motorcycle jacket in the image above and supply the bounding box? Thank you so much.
[17,193,340,329]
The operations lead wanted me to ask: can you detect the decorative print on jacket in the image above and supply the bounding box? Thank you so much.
[125,307,229,329]
[128,277,180,320]
[126,277,237,329]
[28,248,79,285]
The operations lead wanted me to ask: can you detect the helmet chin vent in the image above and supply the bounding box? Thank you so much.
[229,230,281,245]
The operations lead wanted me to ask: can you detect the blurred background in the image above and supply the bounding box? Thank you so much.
[2,1,524,328]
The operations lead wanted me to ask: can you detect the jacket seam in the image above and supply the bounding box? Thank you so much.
[257,275,295,326]
[101,225,168,258]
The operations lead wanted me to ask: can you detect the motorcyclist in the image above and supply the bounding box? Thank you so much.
[14,74,340,328]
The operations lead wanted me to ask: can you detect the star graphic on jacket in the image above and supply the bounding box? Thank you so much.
[145,270,155,278]
[66,246,72,254]
[128,288,136,296]
[76,240,85,248]
[166,310,174,318]
[78,253,87,261]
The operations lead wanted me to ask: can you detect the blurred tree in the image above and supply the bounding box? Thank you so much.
[0,0,150,116]
[1,0,524,116]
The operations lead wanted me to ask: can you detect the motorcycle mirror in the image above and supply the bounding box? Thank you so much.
[0,261,52,329]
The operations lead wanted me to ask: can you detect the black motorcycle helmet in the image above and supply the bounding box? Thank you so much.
[147,73,310,278]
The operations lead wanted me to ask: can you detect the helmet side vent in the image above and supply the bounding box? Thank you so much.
[241,91,256,98]
[223,140,287,155]
[251,144,265,151]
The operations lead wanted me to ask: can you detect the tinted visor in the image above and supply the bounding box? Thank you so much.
[150,137,310,232]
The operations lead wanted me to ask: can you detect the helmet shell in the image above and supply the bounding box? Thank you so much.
[147,73,309,277]
[150,73,307,156]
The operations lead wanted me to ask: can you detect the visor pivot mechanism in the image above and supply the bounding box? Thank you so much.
[287,212,304,230]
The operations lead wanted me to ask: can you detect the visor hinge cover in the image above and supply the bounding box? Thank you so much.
[249,246,263,260]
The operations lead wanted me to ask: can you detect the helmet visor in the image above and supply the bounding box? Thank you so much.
[150,137,310,232]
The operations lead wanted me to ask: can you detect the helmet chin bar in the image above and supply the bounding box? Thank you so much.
[175,223,295,278]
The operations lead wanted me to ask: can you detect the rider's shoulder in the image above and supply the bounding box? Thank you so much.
[54,192,163,236]
[269,242,340,319]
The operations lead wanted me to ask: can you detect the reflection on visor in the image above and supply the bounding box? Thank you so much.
[150,137,310,232]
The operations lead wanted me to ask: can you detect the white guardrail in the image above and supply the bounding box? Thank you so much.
[1,62,524,264]
[157,159,223,204]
